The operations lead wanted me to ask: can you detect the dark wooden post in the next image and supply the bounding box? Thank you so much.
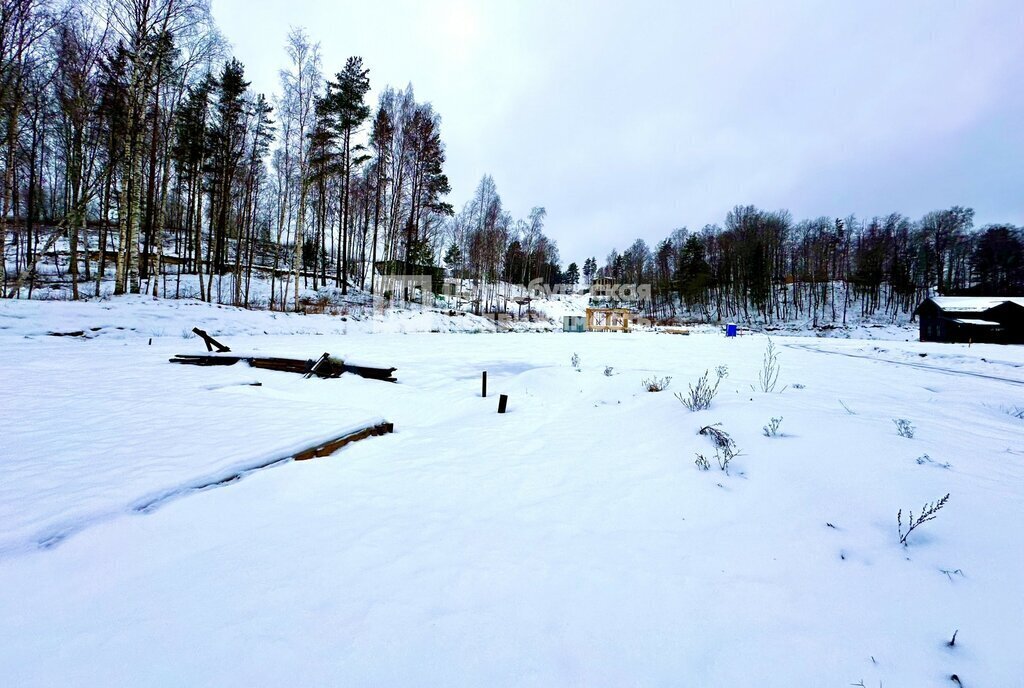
[305,352,331,378]
[498,394,508,413]
[192,327,231,352]
[482,371,487,397]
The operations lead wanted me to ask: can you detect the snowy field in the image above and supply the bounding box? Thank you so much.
[1,298,1023,686]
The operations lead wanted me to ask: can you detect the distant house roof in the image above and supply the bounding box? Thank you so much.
[925,296,1024,313]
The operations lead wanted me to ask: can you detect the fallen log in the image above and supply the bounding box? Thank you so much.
[293,421,395,460]
[132,420,395,513]
[169,354,242,367]
[248,356,332,376]
[169,353,395,382]
[342,362,398,382]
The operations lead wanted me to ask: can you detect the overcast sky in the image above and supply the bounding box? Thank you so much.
[212,0,1024,264]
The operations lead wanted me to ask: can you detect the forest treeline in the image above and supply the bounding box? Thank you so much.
[579,206,1023,324]
[3,0,1021,323]
[0,0,560,309]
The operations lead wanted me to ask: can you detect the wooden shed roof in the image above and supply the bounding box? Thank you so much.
[921,297,1024,314]
[917,294,1024,317]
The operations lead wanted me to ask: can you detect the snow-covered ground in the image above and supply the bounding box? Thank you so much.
[1,297,1022,686]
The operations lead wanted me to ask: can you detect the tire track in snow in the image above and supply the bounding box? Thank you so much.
[783,343,1024,386]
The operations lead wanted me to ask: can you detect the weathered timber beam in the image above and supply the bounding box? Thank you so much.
[192,327,231,353]
[293,422,395,461]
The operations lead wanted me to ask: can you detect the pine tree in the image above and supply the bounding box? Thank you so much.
[367,105,394,295]
[323,56,370,292]
[444,242,463,275]
[403,104,452,267]
[582,257,596,285]
[171,73,214,297]
[207,58,249,278]
[564,262,580,289]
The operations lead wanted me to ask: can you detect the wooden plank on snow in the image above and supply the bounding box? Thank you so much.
[293,422,395,461]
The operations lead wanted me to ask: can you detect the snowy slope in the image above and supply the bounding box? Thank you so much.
[0,333,389,556]
[1,299,1022,686]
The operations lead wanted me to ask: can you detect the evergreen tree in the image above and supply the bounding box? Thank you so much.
[323,56,370,292]
[444,242,463,275]
[403,104,452,266]
[171,73,214,284]
[564,262,580,289]
[368,104,394,294]
[582,256,596,285]
[677,234,711,308]
[972,225,1024,295]
[207,58,249,275]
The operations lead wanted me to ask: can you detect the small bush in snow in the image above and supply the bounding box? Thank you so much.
[694,453,711,471]
[604,366,614,377]
[699,423,733,449]
[893,418,915,438]
[715,364,729,380]
[762,416,783,437]
[675,368,725,411]
[697,424,740,474]
[716,444,739,474]
[643,376,672,392]
[792,383,805,389]
[758,338,781,393]
[571,353,580,370]
[916,454,951,469]
[181,328,195,339]
[898,493,950,546]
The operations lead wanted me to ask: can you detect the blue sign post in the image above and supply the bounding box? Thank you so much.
[726,323,737,337]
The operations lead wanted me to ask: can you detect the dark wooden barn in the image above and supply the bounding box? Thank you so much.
[914,297,1024,344]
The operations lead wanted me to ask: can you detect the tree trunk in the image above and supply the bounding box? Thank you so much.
[293,180,308,311]
[1,106,19,295]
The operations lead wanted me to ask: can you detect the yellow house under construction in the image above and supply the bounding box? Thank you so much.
[585,307,632,332]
